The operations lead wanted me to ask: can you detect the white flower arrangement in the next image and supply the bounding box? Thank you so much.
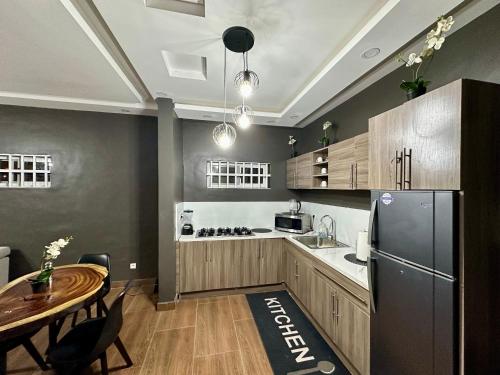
[319,121,333,146]
[397,15,454,96]
[36,235,74,283]
[288,135,297,157]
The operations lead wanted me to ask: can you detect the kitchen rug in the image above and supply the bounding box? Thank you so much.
[246,290,350,375]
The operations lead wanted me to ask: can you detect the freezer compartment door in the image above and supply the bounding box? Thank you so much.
[370,251,434,375]
[373,191,434,269]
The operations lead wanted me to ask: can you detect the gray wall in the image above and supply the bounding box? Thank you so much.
[157,98,183,303]
[182,119,302,202]
[297,4,500,209]
[0,105,158,281]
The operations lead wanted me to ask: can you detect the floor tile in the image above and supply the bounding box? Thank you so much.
[228,294,253,320]
[235,319,273,375]
[155,299,197,331]
[192,351,245,375]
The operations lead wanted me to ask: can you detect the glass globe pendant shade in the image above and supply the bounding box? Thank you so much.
[233,104,253,129]
[235,70,259,98]
[213,122,237,149]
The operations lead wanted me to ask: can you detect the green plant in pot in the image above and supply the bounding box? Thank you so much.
[28,236,73,293]
[288,135,297,157]
[397,15,454,100]
[319,121,332,147]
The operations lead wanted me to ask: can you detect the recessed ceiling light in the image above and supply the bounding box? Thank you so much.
[361,48,381,59]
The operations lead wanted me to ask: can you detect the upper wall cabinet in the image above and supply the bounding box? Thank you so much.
[286,133,368,191]
[369,80,462,190]
[287,153,313,189]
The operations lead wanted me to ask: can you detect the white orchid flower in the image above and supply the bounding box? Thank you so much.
[426,29,437,40]
[57,238,69,247]
[427,36,445,50]
[438,16,454,32]
[322,121,332,130]
[406,53,423,67]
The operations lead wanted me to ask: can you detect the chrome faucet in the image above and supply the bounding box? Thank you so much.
[317,214,336,247]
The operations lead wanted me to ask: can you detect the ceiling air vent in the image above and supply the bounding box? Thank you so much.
[145,0,205,17]
[162,51,207,81]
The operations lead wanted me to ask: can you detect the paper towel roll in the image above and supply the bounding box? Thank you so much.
[356,231,370,262]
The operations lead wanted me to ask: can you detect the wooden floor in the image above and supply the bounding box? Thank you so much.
[6,287,274,375]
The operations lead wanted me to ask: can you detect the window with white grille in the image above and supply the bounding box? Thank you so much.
[0,154,52,188]
[206,161,271,189]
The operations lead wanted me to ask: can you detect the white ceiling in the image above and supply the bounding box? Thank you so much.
[0,0,498,124]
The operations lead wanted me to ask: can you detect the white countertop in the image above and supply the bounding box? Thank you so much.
[178,229,368,290]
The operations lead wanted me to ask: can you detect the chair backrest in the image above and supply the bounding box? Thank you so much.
[78,253,111,291]
[90,281,131,359]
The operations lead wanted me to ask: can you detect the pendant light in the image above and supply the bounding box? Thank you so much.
[213,46,236,148]
[234,52,259,98]
[233,101,253,129]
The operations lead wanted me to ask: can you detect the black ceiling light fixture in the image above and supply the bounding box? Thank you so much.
[213,26,259,148]
[223,26,260,99]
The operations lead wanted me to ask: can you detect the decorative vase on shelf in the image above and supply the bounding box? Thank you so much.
[406,85,427,100]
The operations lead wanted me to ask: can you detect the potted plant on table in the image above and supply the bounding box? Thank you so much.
[397,15,454,100]
[318,121,332,147]
[28,236,73,293]
[288,135,297,158]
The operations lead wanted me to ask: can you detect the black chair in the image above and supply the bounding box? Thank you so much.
[71,253,111,327]
[47,282,133,375]
[0,329,49,374]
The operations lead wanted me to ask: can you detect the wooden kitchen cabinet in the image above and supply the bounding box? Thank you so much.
[179,241,209,292]
[336,290,370,375]
[235,239,261,287]
[286,157,297,188]
[369,79,462,190]
[284,241,299,294]
[310,268,336,339]
[354,133,369,189]
[296,152,313,189]
[259,239,283,284]
[328,138,355,189]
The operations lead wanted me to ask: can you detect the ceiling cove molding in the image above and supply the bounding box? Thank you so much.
[0,91,157,116]
[58,0,151,103]
[295,0,500,128]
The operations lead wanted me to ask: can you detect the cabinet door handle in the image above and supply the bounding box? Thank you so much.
[205,245,208,262]
[403,148,412,190]
[395,150,403,190]
[332,293,336,318]
[354,163,358,189]
[350,164,354,189]
[336,297,340,325]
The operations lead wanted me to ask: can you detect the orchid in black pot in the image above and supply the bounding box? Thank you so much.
[397,15,454,100]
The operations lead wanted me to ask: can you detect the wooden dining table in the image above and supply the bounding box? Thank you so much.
[0,264,108,374]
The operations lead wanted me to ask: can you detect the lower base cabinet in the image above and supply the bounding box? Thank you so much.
[179,238,369,375]
[284,242,370,375]
[179,238,283,293]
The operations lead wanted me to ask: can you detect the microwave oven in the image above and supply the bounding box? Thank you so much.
[275,212,313,234]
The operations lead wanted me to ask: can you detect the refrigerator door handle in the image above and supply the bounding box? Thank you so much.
[368,198,377,246]
[368,255,377,313]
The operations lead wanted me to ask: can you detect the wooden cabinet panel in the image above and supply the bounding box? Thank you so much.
[368,105,404,190]
[310,269,335,340]
[297,258,312,311]
[207,240,239,290]
[235,240,260,287]
[179,242,209,292]
[259,239,283,284]
[336,291,370,375]
[354,133,369,190]
[403,80,461,190]
[328,138,355,189]
[286,158,297,189]
[284,242,298,295]
[296,153,313,189]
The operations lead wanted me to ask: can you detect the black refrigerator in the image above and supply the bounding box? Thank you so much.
[368,191,458,375]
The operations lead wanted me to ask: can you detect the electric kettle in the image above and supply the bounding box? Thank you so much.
[289,199,302,215]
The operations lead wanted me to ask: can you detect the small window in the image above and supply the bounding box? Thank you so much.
[206,160,271,189]
[0,154,52,188]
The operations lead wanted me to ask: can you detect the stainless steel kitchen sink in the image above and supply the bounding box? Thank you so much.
[292,235,348,249]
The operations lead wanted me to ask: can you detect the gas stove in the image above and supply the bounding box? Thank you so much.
[196,227,254,238]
